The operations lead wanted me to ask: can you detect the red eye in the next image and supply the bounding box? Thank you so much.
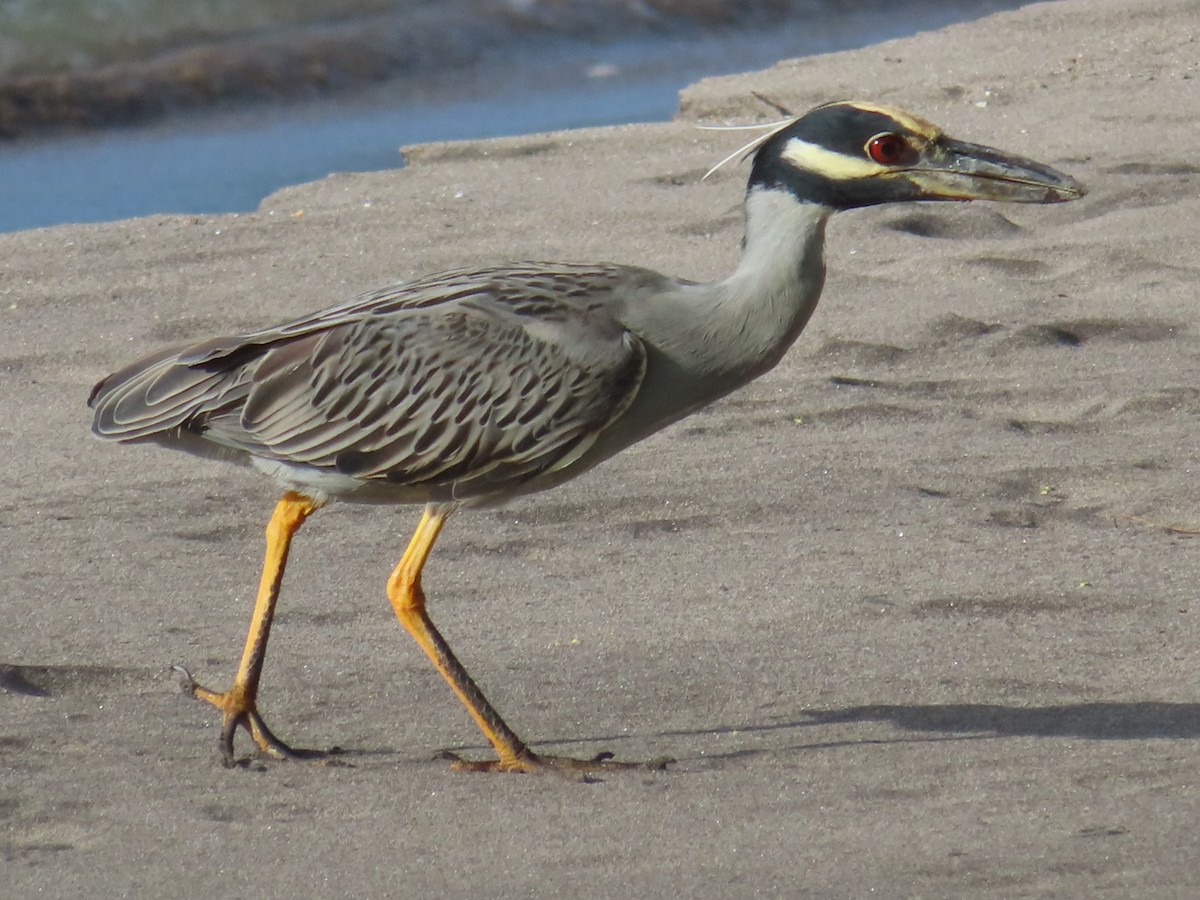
[867,133,907,165]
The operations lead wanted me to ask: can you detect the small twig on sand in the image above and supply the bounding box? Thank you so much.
[1117,513,1200,535]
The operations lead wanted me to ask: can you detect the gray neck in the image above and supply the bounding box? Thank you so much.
[611,187,832,434]
[542,188,834,482]
[621,186,834,387]
[709,187,832,378]
[625,188,831,383]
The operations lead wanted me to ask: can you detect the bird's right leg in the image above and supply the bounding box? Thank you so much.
[386,505,658,776]
[178,491,323,765]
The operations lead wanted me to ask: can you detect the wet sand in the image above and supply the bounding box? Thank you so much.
[3,0,1199,895]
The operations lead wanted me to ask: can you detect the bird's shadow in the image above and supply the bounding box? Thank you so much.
[5,664,1195,766]
[504,701,1200,765]
[319,701,1200,767]
[650,701,1200,761]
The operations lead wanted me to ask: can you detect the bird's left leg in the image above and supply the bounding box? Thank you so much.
[179,491,324,765]
[386,504,654,776]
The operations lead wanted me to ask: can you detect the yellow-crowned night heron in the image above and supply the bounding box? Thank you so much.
[89,101,1085,773]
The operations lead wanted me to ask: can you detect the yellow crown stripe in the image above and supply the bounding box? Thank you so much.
[841,102,941,140]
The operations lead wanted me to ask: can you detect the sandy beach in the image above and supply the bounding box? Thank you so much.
[3,0,1199,895]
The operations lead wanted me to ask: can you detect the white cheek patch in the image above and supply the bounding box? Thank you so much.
[779,137,886,180]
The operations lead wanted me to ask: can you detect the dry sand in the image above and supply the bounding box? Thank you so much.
[3,0,1199,895]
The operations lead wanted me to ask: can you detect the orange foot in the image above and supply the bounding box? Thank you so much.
[438,749,672,780]
[172,666,341,767]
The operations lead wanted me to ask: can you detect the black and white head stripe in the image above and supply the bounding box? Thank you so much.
[749,101,943,208]
[718,98,1083,208]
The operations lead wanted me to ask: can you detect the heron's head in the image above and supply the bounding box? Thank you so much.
[746,100,1085,209]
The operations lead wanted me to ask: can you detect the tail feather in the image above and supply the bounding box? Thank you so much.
[89,343,253,443]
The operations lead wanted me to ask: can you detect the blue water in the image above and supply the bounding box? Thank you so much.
[0,5,1022,234]
[0,74,676,232]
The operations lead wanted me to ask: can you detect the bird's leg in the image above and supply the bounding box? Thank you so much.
[387,505,655,776]
[180,491,324,765]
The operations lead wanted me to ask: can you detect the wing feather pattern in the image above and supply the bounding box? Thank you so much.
[89,264,658,499]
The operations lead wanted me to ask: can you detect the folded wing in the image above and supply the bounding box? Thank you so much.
[89,265,651,495]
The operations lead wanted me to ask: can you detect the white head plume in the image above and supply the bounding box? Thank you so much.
[699,119,797,181]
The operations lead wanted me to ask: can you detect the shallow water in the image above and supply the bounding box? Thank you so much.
[0,67,679,232]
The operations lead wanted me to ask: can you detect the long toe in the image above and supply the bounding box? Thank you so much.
[238,708,338,764]
[172,665,338,766]
[438,749,671,779]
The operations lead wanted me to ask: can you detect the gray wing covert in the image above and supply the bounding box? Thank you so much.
[203,288,648,491]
